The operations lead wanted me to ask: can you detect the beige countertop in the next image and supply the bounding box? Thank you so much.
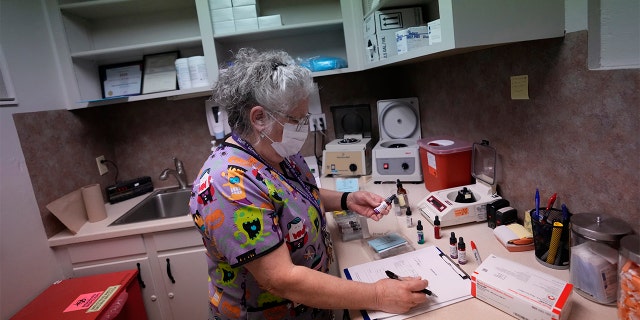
[48,187,193,247]
[320,177,617,320]
[48,178,618,319]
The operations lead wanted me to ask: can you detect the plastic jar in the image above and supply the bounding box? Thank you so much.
[570,213,633,305]
[618,234,639,320]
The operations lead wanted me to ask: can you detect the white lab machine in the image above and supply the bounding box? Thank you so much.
[417,141,502,227]
[371,97,423,183]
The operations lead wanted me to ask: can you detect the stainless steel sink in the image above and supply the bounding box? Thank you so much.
[110,187,192,226]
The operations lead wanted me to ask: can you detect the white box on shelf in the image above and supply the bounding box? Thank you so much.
[363,14,375,35]
[209,0,232,10]
[232,5,257,20]
[213,20,236,35]
[396,26,429,54]
[364,33,379,62]
[211,7,233,22]
[234,18,259,32]
[428,19,442,45]
[471,255,574,320]
[373,7,424,59]
[232,0,255,6]
[258,15,282,29]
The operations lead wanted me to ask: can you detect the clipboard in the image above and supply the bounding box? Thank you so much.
[344,246,472,320]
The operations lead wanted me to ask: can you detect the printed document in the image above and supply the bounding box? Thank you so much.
[344,245,472,320]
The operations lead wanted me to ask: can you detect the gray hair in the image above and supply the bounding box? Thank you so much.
[212,48,315,138]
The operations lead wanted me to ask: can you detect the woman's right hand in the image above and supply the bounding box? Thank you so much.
[373,277,430,314]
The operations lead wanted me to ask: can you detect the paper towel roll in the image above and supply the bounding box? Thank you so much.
[175,58,192,90]
[188,56,209,88]
[82,184,107,222]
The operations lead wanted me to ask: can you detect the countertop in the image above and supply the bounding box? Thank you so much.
[48,178,617,319]
[48,187,193,247]
[321,177,617,320]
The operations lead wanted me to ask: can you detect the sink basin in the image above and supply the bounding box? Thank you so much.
[110,187,192,226]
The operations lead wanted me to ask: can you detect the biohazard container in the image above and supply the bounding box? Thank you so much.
[417,136,472,192]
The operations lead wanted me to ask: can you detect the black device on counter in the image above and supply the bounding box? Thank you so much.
[486,198,510,228]
[495,206,518,227]
[106,176,153,204]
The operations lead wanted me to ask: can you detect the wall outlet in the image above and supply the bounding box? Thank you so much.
[309,113,326,132]
[96,155,108,175]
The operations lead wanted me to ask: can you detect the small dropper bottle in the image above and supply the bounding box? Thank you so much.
[396,179,409,209]
[373,194,396,215]
[405,207,413,228]
[449,232,458,259]
[417,220,425,244]
[434,216,441,239]
[458,237,467,264]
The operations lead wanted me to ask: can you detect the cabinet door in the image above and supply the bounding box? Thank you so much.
[157,247,209,319]
[73,257,164,320]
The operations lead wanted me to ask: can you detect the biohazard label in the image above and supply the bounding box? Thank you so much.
[64,291,104,312]
[86,285,120,313]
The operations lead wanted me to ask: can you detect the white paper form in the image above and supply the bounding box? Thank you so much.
[344,246,472,320]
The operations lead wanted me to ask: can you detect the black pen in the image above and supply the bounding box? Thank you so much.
[385,270,437,297]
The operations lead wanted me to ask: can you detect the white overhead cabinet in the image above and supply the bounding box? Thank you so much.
[46,0,563,109]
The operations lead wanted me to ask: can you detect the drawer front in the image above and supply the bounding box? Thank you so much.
[153,227,202,251]
[67,235,145,264]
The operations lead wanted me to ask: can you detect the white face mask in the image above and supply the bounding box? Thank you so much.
[265,122,309,158]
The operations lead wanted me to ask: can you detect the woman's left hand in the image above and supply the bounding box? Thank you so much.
[346,191,390,221]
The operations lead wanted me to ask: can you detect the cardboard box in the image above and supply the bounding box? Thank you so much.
[364,33,378,62]
[213,20,236,35]
[471,255,573,320]
[258,15,282,29]
[428,19,442,45]
[234,18,259,32]
[209,0,231,10]
[232,0,255,6]
[364,14,376,35]
[372,7,424,59]
[211,7,233,22]
[232,5,257,19]
[396,26,429,54]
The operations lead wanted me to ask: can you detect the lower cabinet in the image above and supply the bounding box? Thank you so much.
[61,228,208,320]
[73,256,163,320]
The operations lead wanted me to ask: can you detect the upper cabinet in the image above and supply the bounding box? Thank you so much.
[355,0,565,70]
[46,0,563,109]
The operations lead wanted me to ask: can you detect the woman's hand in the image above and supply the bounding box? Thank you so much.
[346,191,391,221]
[373,277,430,314]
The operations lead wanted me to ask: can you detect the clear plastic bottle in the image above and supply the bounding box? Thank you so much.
[406,207,413,228]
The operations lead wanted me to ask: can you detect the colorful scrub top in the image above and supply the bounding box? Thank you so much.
[189,140,333,320]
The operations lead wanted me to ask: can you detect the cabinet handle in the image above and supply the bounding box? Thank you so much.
[136,263,146,288]
[166,258,176,283]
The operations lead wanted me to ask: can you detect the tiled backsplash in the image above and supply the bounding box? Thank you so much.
[14,31,639,237]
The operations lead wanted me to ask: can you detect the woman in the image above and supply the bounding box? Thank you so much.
[189,48,428,319]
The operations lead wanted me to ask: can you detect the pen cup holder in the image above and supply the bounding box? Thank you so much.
[529,208,571,270]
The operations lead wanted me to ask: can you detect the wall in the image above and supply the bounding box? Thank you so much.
[315,31,639,233]
[0,0,66,318]
[14,30,640,241]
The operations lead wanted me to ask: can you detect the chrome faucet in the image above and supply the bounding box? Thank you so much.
[160,157,188,189]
